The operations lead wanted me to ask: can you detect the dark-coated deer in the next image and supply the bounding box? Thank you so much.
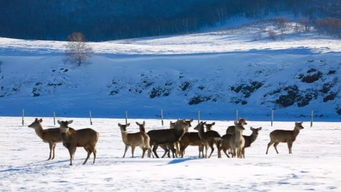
[179,132,204,158]
[58,120,98,165]
[266,122,304,154]
[148,120,190,158]
[242,127,261,158]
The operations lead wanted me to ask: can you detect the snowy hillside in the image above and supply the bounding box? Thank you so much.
[0,22,340,120]
[0,117,340,191]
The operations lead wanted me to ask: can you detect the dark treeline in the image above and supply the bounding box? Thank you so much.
[0,0,339,41]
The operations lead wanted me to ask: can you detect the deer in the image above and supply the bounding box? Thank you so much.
[218,133,232,158]
[158,119,193,158]
[266,122,304,155]
[226,118,247,135]
[241,127,262,158]
[58,120,99,165]
[179,132,204,158]
[194,122,221,158]
[135,121,152,157]
[228,121,245,158]
[118,122,151,158]
[28,118,73,160]
[148,119,190,158]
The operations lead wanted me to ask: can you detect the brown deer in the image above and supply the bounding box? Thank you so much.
[229,121,245,158]
[58,120,99,165]
[179,132,204,158]
[118,122,151,158]
[241,127,262,158]
[226,118,247,134]
[148,119,190,158]
[135,121,152,157]
[28,118,73,160]
[266,122,304,154]
[194,122,221,158]
[219,133,232,158]
[158,119,193,158]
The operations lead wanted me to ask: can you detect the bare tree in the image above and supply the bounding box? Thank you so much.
[64,32,92,66]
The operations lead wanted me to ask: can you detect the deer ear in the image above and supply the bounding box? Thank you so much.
[39,118,43,123]
[212,122,215,125]
[118,123,121,127]
[67,120,73,124]
[135,122,139,126]
[57,120,62,125]
[258,127,262,130]
[127,123,130,127]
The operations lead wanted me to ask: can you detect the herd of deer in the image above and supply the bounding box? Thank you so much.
[27,118,304,165]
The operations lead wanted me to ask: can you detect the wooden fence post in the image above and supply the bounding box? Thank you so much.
[160,109,164,126]
[310,110,314,127]
[53,112,56,126]
[89,111,93,125]
[197,111,201,123]
[271,109,274,127]
[125,111,128,125]
[22,109,25,126]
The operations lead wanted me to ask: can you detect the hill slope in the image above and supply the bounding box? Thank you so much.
[0,22,340,120]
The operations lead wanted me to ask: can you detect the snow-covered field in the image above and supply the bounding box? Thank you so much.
[0,116,340,191]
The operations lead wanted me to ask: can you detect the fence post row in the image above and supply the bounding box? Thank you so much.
[235,109,239,121]
[197,111,201,124]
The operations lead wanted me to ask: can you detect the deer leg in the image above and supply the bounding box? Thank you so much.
[170,144,176,158]
[152,145,159,158]
[47,142,52,160]
[242,147,245,158]
[68,147,76,166]
[83,147,91,165]
[223,149,230,158]
[266,141,273,154]
[161,145,168,158]
[274,142,279,154]
[198,145,203,158]
[123,145,129,158]
[287,142,293,154]
[131,146,135,158]
[52,143,56,160]
[208,143,214,158]
[147,148,152,158]
[204,144,208,158]
[92,148,96,164]
[141,147,146,158]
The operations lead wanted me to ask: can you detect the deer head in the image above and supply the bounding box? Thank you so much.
[28,118,43,129]
[118,123,130,132]
[57,120,73,133]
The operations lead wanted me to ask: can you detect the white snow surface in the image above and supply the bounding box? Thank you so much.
[0,117,340,191]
